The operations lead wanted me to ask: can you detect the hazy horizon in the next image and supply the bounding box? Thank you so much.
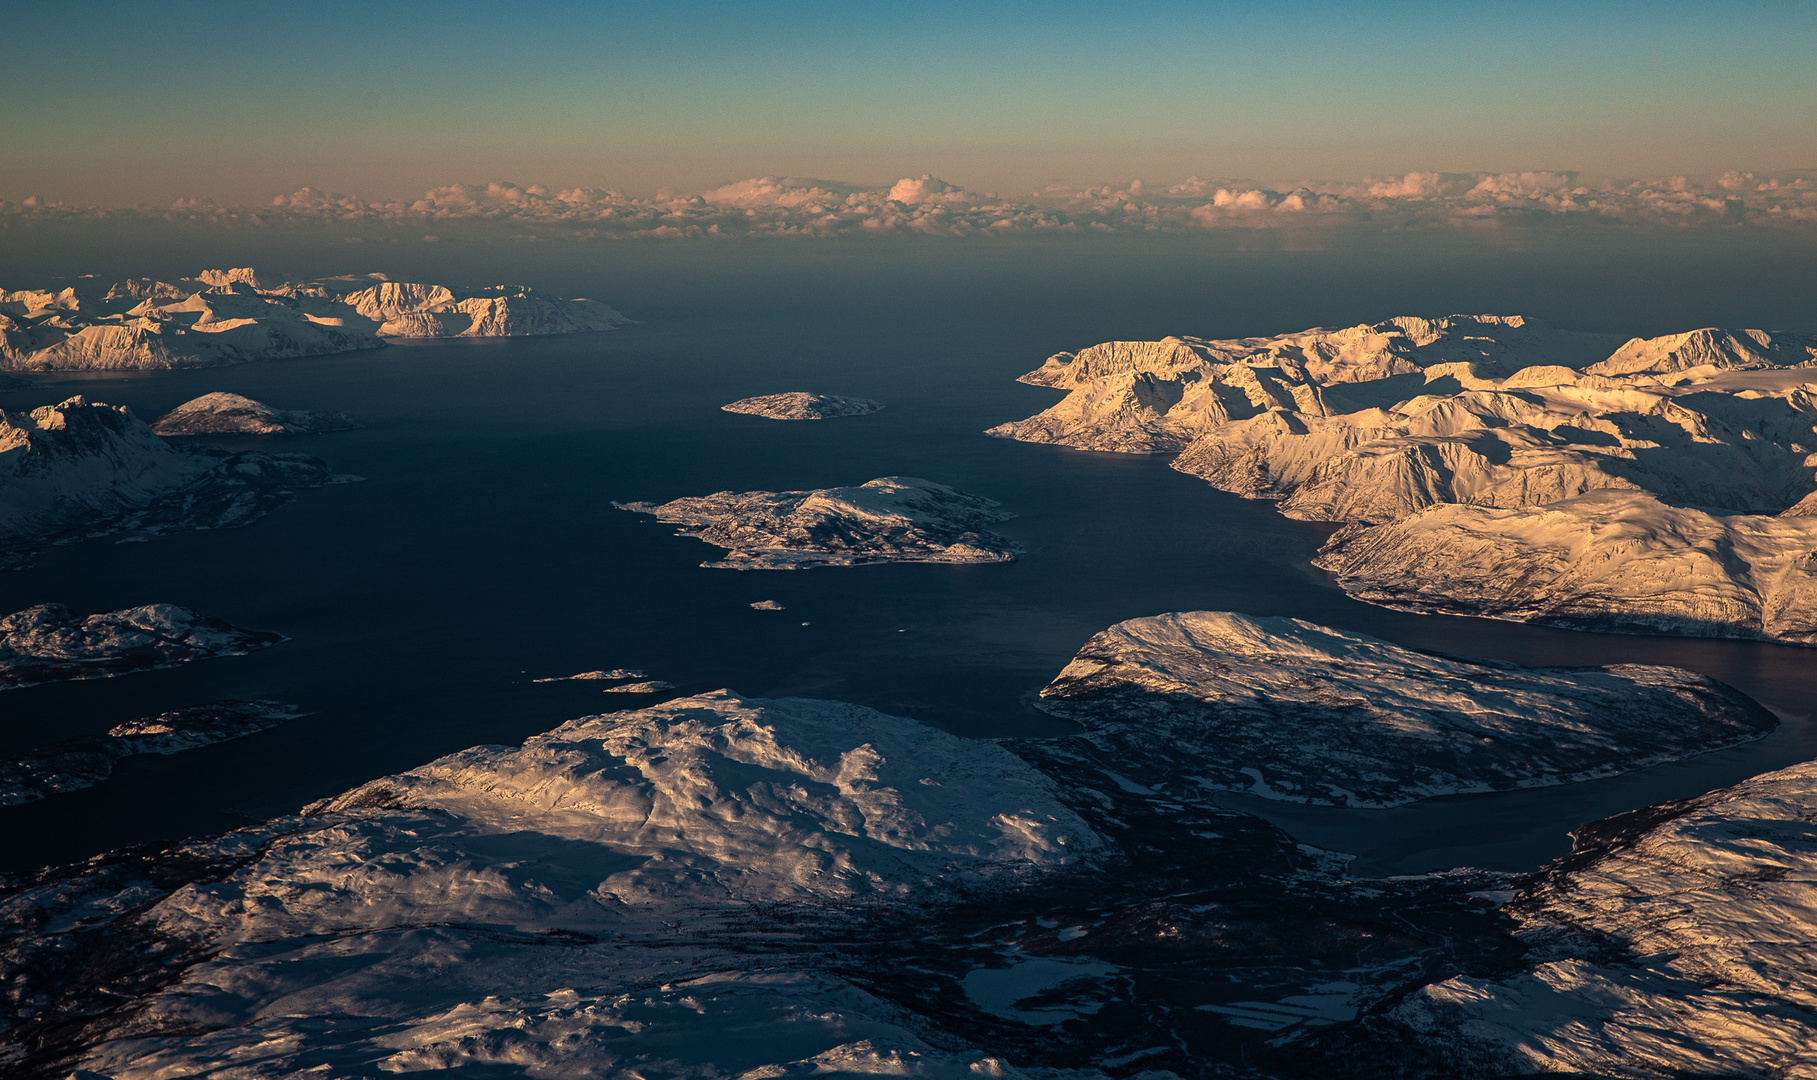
[5,1,1815,206]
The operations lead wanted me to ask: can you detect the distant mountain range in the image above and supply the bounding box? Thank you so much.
[0,268,627,371]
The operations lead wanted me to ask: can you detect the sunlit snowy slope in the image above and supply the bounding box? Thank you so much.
[1030,611,1776,807]
[991,317,1817,643]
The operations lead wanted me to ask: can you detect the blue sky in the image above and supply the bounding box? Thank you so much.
[4,0,1813,204]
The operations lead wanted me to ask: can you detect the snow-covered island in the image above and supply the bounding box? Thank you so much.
[0,701,302,805]
[0,693,1111,1078]
[0,396,346,567]
[1029,611,1777,807]
[0,268,627,371]
[149,392,354,435]
[8,682,1811,1078]
[614,476,1021,568]
[533,668,646,682]
[0,603,283,690]
[721,392,885,420]
[990,316,1817,643]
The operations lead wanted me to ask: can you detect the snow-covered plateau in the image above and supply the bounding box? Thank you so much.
[0,268,626,370]
[615,476,1021,568]
[721,392,885,419]
[0,702,302,805]
[0,396,345,566]
[0,602,283,690]
[990,316,1817,642]
[1029,611,1777,808]
[0,693,1112,1078]
[149,392,354,435]
[10,679,1810,1078]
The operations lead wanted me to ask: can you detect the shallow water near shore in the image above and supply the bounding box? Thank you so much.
[3,239,1816,875]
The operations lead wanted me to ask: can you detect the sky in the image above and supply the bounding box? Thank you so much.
[3,0,1815,206]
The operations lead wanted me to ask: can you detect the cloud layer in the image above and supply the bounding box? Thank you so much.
[6,171,1813,240]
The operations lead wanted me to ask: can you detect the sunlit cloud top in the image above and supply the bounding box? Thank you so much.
[6,171,1812,240]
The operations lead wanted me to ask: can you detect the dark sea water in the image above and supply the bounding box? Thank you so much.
[3,233,1815,874]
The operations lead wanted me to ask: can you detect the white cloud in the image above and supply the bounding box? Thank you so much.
[7,170,1814,239]
[1366,172,1447,199]
[886,175,968,204]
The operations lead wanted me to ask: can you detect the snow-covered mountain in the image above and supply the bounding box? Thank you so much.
[0,602,283,690]
[0,269,627,370]
[0,284,383,371]
[149,392,354,435]
[989,316,1621,453]
[1316,488,1817,645]
[329,278,627,337]
[1012,316,1621,392]
[0,693,1111,1079]
[0,396,343,566]
[1029,611,1776,807]
[615,476,1021,568]
[721,392,885,419]
[7,673,1808,1078]
[1170,370,1817,523]
[989,318,1817,643]
[1587,327,1817,376]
